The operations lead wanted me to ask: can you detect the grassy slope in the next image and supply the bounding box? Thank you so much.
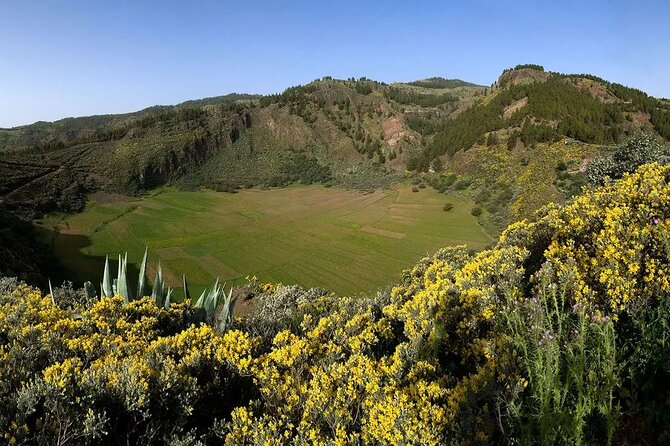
[441,140,603,232]
[41,185,491,296]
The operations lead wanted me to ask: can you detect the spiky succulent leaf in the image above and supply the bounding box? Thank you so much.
[137,247,148,298]
[48,279,55,305]
[192,287,209,324]
[116,255,122,292]
[203,279,221,323]
[125,253,134,301]
[112,279,118,296]
[182,275,190,301]
[151,263,164,307]
[117,254,130,302]
[194,288,207,309]
[164,288,172,309]
[217,287,235,333]
[102,256,113,298]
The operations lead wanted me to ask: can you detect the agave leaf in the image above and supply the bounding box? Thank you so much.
[102,256,113,298]
[217,287,235,333]
[125,252,134,301]
[151,262,164,307]
[182,275,190,301]
[117,254,130,303]
[84,281,96,299]
[112,278,118,296]
[116,255,122,292]
[48,279,55,305]
[191,288,209,324]
[137,247,148,298]
[164,288,172,309]
[194,288,207,309]
[203,278,221,323]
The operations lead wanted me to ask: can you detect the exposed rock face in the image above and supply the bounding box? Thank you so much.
[382,117,410,147]
[503,97,528,119]
[498,68,550,87]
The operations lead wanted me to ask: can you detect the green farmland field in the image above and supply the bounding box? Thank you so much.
[44,185,493,296]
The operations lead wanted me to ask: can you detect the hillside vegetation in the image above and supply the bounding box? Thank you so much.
[2,163,670,444]
[1,66,668,224]
[1,65,669,288]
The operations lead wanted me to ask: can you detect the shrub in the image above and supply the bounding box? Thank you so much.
[453,178,472,190]
[238,285,328,343]
[0,289,255,445]
[412,185,419,192]
[587,135,670,185]
[443,203,454,212]
[471,206,482,216]
[3,163,670,444]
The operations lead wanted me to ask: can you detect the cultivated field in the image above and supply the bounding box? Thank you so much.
[45,185,492,296]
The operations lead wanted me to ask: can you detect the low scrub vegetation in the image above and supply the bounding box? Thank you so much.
[2,163,670,444]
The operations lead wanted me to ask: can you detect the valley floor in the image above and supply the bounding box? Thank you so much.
[40,185,492,296]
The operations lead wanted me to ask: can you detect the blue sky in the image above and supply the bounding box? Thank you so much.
[1,0,668,127]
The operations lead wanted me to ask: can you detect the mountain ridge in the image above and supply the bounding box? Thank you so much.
[1,66,668,224]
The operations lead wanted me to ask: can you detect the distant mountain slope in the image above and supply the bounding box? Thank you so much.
[1,65,669,286]
[0,66,668,225]
[0,77,478,219]
[408,65,670,171]
[407,77,482,89]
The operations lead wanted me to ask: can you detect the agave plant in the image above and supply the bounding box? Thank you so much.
[137,247,149,298]
[97,248,235,332]
[193,278,235,332]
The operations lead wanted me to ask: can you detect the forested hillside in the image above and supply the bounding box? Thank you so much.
[2,66,668,224]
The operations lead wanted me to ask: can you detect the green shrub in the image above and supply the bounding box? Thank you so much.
[443,203,454,211]
[453,178,472,190]
[499,264,618,443]
[587,135,670,185]
[471,206,482,216]
[411,185,419,192]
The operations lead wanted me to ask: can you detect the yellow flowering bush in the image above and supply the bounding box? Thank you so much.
[0,289,255,444]
[2,163,670,444]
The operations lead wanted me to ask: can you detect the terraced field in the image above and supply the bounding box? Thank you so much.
[43,185,493,296]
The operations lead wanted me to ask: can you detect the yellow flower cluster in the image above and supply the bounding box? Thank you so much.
[0,290,254,443]
[522,162,670,314]
[2,162,669,444]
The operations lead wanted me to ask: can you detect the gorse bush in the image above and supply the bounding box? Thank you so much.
[0,289,255,445]
[1,163,670,444]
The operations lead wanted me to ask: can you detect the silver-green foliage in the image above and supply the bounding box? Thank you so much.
[587,135,670,185]
[137,247,148,298]
[193,278,235,332]
[98,249,234,332]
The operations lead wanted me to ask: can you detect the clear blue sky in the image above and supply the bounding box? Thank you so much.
[1,0,668,128]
